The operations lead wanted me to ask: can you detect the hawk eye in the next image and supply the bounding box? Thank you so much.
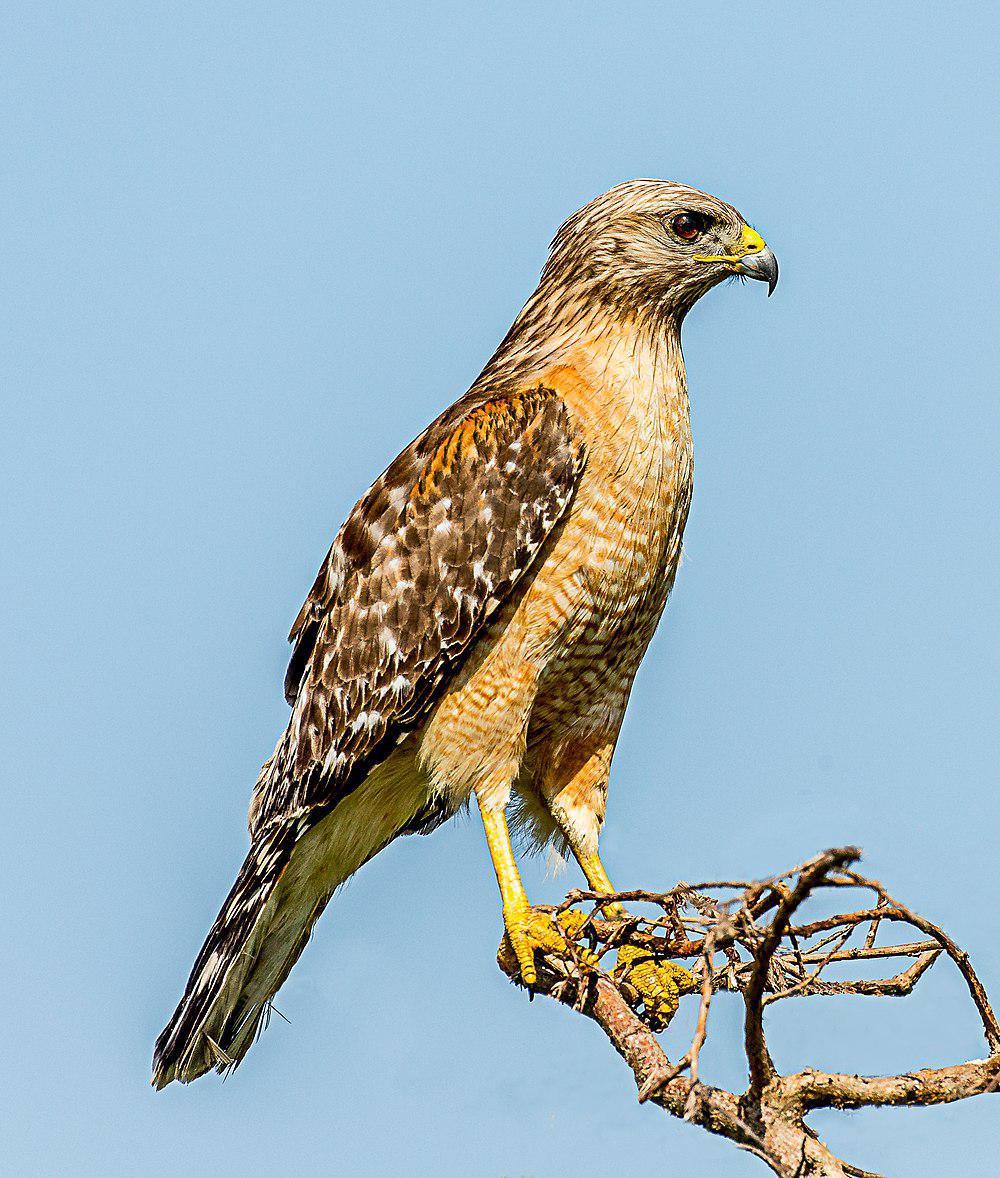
[669,211,709,242]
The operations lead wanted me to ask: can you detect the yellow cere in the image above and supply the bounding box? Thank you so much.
[739,224,766,255]
[694,223,767,266]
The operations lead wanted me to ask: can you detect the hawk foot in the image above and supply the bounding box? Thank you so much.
[614,946,697,1031]
[497,905,595,986]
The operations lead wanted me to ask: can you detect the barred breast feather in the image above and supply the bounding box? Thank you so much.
[152,388,585,1086]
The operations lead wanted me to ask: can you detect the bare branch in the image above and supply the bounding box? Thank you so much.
[743,848,861,1105]
[783,1055,1000,1111]
[843,873,1000,1054]
[771,949,941,999]
[496,847,997,1176]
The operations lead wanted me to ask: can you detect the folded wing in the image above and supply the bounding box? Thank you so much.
[152,387,585,1086]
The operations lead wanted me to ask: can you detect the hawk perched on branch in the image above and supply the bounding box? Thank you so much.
[153,179,777,1087]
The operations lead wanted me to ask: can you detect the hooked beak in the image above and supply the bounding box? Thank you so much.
[737,245,778,296]
[694,223,779,296]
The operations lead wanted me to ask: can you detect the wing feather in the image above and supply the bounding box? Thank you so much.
[251,387,585,838]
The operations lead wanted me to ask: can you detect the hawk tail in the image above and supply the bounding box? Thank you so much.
[152,755,439,1088]
[151,821,302,1088]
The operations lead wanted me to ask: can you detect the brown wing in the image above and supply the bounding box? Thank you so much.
[249,387,586,837]
[153,386,584,1087]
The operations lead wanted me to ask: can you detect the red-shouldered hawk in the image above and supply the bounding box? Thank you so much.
[153,179,777,1087]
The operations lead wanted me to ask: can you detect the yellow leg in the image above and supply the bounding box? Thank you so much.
[576,851,626,917]
[478,801,587,986]
[572,846,696,1030]
[479,803,529,917]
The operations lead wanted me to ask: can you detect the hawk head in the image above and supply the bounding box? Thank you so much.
[544,179,778,317]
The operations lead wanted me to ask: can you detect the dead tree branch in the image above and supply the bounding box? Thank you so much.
[498,847,998,1177]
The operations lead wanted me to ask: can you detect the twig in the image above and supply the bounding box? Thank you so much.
[744,848,861,1106]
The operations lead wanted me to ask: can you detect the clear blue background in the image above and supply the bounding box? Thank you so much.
[3,3,997,1174]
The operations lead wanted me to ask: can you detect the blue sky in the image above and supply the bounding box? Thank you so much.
[3,3,998,1174]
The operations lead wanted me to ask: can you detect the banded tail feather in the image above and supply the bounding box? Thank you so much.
[152,819,299,1087]
[152,753,436,1087]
